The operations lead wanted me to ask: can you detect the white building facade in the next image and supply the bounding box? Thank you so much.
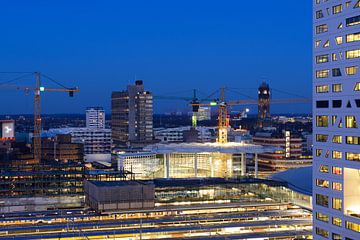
[86,107,105,129]
[313,1,360,239]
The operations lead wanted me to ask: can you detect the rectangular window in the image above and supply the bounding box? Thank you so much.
[316,10,324,19]
[346,221,360,232]
[332,68,342,77]
[316,54,329,63]
[332,233,342,240]
[332,166,342,175]
[332,151,342,159]
[346,136,360,145]
[316,69,330,78]
[316,24,328,34]
[333,217,342,227]
[316,85,329,93]
[320,165,329,173]
[317,179,329,188]
[332,198,342,210]
[316,149,322,156]
[346,66,358,75]
[346,15,360,27]
[332,182,342,191]
[317,100,329,108]
[346,152,360,161]
[346,49,360,59]
[316,212,329,222]
[316,194,329,207]
[335,36,343,44]
[346,32,360,42]
[316,115,329,127]
[346,116,358,128]
[316,227,329,238]
[332,84,342,92]
[332,100,342,108]
[333,4,343,14]
[332,135,342,143]
[316,134,328,142]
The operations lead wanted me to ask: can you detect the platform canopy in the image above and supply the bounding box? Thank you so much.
[144,142,279,154]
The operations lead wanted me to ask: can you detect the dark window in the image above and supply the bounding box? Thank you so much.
[333,100,342,108]
[332,68,342,77]
[355,99,360,107]
[317,101,329,108]
[347,101,352,108]
[346,15,360,26]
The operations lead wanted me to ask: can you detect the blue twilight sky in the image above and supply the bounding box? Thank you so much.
[0,0,312,114]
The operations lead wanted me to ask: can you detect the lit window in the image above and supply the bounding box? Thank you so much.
[317,179,329,188]
[316,85,329,93]
[316,212,329,222]
[346,66,358,75]
[332,53,337,61]
[333,217,342,227]
[332,84,342,92]
[332,135,342,143]
[346,152,360,161]
[332,166,342,175]
[333,4,343,14]
[332,182,342,191]
[345,116,358,128]
[335,36,343,44]
[316,149,323,156]
[320,165,329,173]
[316,54,329,63]
[346,49,360,59]
[355,0,360,8]
[316,69,330,78]
[315,40,321,47]
[332,198,342,211]
[316,24,328,34]
[346,32,360,43]
[346,221,360,232]
[316,115,329,127]
[316,227,329,238]
[346,136,360,145]
[323,40,330,47]
[354,82,360,91]
[332,151,342,159]
[316,134,328,142]
[338,23,343,29]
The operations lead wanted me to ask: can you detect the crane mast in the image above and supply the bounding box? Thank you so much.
[34,72,41,163]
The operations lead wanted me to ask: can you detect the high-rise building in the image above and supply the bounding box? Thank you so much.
[313,1,360,239]
[111,80,153,147]
[258,82,271,128]
[86,107,105,129]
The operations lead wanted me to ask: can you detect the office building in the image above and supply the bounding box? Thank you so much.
[46,128,112,162]
[111,80,153,147]
[41,134,84,163]
[86,107,105,129]
[253,130,312,174]
[313,1,360,239]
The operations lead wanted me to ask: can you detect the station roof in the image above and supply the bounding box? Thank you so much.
[144,142,279,154]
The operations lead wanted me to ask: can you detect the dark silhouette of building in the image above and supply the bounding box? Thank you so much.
[258,82,271,128]
[111,80,154,148]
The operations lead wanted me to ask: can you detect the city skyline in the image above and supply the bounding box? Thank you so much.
[0,0,312,114]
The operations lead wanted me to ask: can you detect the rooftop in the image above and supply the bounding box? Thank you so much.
[144,142,279,154]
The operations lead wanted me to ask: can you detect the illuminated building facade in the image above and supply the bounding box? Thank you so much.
[313,1,360,239]
[253,130,312,173]
[113,142,277,179]
[86,107,105,129]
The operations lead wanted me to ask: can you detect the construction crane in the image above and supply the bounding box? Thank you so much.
[191,87,311,144]
[0,72,79,163]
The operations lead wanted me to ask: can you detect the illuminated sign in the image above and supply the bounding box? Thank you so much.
[0,120,15,141]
